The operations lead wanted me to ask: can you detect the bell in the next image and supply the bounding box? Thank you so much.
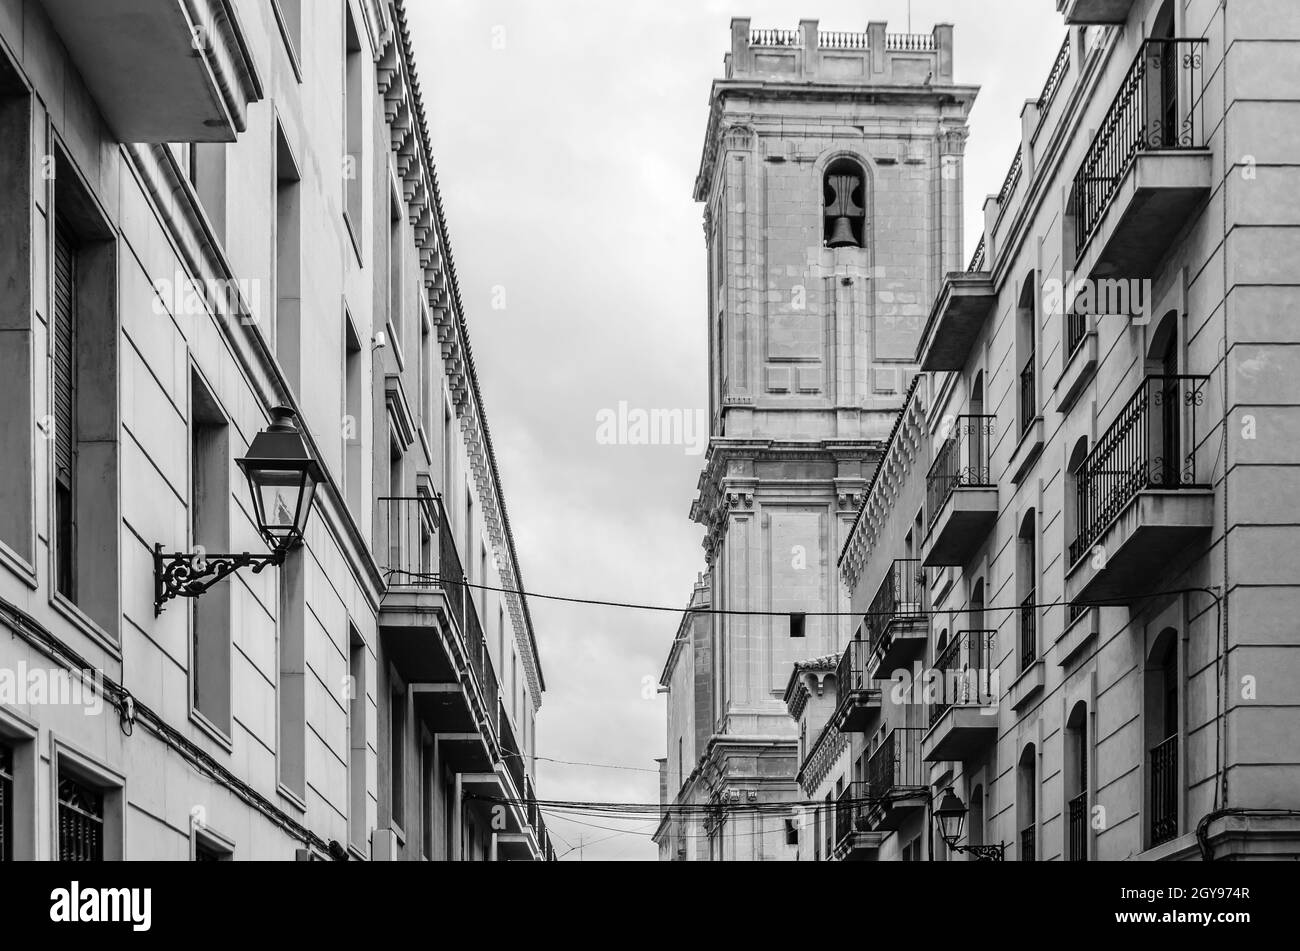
[826,216,858,249]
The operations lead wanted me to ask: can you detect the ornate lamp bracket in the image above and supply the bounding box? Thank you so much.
[154,544,286,616]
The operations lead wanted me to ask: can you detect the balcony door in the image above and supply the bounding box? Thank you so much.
[1148,312,1182,487]
[1148,0,1179,148]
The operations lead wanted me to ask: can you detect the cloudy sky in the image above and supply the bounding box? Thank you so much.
[405,0,1065,860]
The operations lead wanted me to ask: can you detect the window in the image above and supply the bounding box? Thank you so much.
[1146,630,1180,847]
[388,192,403,354]
[49,148,120,636]
[1018,511,1038,671]
[441,399,453,496]
[275,123,302,388]
[497,605,505,672]
[0,742,11,862]
[344,6,365,248]
[0,55,34,564]
[348,626,367,852]
[968,784,985,849]
[1067,702,1089,861]
[1016,273,1038,436]
[58,772,104,861]
[343,312,364,516]
[419,311,432,434]
[1018,745,1037,861]
[479,542,488,622]
[187,143,227,241]
[191,372,232,736]
[390,679,406,833]
[279,548,307,800]
[272,0,303,76]
[511,650,518,721]
[823,157,867,248]
[420,737,434,859]
[193,827,235,861]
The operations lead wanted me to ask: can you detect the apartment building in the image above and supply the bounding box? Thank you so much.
[657,16,976,861]
[817,0,1300,861]
[0,0,549,861]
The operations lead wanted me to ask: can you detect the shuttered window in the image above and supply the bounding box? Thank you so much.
[53,217,76,599]
[57,773,103,861]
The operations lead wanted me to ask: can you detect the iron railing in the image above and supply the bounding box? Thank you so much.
[1066,310,1089,359]
[1069,791,1088,861]
[1074,38,1207,257]
[1020,825,1036,862]
[380,496,499,732]
[1020,591,1038,672]
[866,727,926,801]
[1068,375,1210,565]
[929,630,997,727]
[967,235,987,273]
[835,637,873,700]
[1037,36,1072,111]
[499,701,525,796]
[927,414,996,527]
[57,776,103,861]
[998,147,1024,207]
[835,781,869,850]
[1150,734,1178,846]
[1019,354,1037,435]
[0,744,11,862]
[865,560,926,661]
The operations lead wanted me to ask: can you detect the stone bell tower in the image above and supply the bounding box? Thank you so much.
[686,17,976,859]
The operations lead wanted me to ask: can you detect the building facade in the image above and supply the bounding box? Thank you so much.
[0,0,549,861]
[822,0,1300,861]
[657,17,976,860]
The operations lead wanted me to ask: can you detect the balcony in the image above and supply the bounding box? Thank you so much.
[1069,792,1088,861]
[1020,825,1036,861]
[39,0,263,142]
[1150,734,1178,847]
[381,496,500,735]
[918,274,997,371]
[922,631,998,762]
[1073,39,1211,280]
[831,639,881,733]
[833,782,884,860]
[863,728,928,831]
[1065,376,1214,605]
[1056,0,1134,24]
[922,416,998,567]
[1058,313,1099,413]
[865,560,928,679]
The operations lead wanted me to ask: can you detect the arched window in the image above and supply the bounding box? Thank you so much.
[1066,437,1091,597]
[1017,744,1037,861]
[1016,273,1038,436]
[1145,630,1180,847]
[1017,511,1038,670]
[1066,701,1089,860]
[823,158,867,248]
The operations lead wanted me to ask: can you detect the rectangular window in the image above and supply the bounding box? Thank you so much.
[0,742,12,862]
[343,312,363,517]
[279,548,307,800]
[442,399,453,496]
[57,772,104,861]
[273,0,303,75]
[420,313,432,433]
[511,650,518,722]
[348,627,367,852]
[275,123,302,389]
[390,681,406,832]
[193,827,235,861]
[50,149,119,635]
[497,605,505,672]
[0,59,34,564]
[191,372,231,736]
[189,143,227,241]
[388,192,403,351]
[420,738,434,859]
[344,6,364,246]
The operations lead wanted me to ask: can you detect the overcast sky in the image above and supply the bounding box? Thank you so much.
[406,0,1065,861]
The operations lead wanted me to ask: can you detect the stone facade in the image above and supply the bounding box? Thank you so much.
[658,17,976,860]
[0,0,548,861]
[827,0,1300,862]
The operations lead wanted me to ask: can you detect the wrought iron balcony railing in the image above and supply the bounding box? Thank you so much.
[927,415,996,527]
[1020,591,1038,672]
[1150,734,1178,846]
[1020,825,1036,862]
[866,727,926,801]
[835,637,872,699]
[1069,791,1088,861]
[929,630,997,727]
[835,781,869,850]
[1066,310,1089,359]
[967,235,987,273]
[865,560,926,661]
[1019,355,1037,435]
[380,495,499,727]
[1073,38,1208,257]
[1068,375,1210,565]
[499,701,525,795]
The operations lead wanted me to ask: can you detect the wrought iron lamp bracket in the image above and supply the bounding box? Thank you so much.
[950,840,1007,861]
[154,544,286,616]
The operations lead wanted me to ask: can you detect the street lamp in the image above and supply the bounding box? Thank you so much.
[933,787,1006,861]
[154,406,323,615]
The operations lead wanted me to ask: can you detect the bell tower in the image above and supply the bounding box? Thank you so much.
[687,17,976,859]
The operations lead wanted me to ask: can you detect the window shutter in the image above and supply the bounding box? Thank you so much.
[53,219,76,486]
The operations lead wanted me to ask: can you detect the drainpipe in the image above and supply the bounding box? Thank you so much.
[453,773,463,861]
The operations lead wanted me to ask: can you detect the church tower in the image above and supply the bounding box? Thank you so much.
[686,18,976,859]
